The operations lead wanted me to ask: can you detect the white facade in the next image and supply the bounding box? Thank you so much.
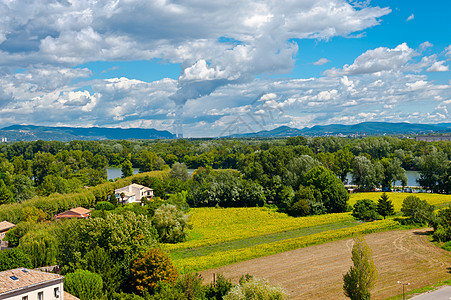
[114,184,153,204]
[1,281,63,300]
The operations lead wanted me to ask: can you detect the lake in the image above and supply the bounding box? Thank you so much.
[346,170,420,187]
[107,168,421,187]
[107,168,140,180]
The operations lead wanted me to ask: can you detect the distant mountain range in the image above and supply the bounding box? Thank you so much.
[0,125,175,141]
[0,122,450,141]
[226,122,451,138]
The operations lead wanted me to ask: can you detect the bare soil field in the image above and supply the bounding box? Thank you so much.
[200,228,451,299]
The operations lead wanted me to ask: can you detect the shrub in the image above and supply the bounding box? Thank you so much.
[352,199,379,221]
[224,277,287,300]
[433,206,451,242]
[205,274,233,300]
[130,248,178,294]
[175,273,206,299]
[401,195,434,225]
[64,269,103,300]
[149,282,185,300]
[286,198,310,217]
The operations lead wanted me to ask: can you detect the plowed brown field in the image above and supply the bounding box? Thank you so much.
[200,228,451,299]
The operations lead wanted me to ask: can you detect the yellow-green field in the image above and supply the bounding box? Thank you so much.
[168,194,451,274]
[165,207,354,251]
[173,219,399,274]
[349,192,451,211]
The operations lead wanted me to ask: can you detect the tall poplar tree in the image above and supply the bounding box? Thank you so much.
[343,235,377,300]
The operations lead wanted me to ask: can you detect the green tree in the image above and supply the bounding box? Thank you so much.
[130,248,178,294]
[153,204,191,243]
[335,149,355,183]
[352,156,377,191]
[401,195,434,224]
[224,277,287,300]
[21,206,47,223]
[19,228,58,268]
[303,166,349,213]
[121,159,133,178]
[283,155,321,190]
[81,246,121,295]
[352,199,379,221]
[57,212,158,278]
[12,174,36,202]
[343,235,377,300]
[0,248,32,271]
[4,222,35,247]
[416,150,449,193]
[136,150,157,172]
[0,180,14,204]
[170,162,189,181]
[64,269,104,300]
[376,192,394,219]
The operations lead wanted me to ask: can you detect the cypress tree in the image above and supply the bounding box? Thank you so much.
[377,192,394,219]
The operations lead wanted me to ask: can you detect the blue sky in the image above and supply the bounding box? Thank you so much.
[0,0,449,137]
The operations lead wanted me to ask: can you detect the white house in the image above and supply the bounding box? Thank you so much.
[114,183,154,204]
[0,268,65,300]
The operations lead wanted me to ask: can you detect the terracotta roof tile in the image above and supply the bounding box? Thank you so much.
[64,291,80,300]
[0,268,63,294]
[69,207,91,215]
[0,221,15,232]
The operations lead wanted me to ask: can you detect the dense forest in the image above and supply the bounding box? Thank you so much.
[1,136,450,208]
[0,136,451,299]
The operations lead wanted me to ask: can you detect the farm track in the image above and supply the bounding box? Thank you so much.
[200,228,451,300]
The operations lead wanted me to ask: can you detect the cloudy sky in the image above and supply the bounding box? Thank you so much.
[0,0,450,137]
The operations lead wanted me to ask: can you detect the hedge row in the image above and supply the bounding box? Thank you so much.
[0,171,168,224]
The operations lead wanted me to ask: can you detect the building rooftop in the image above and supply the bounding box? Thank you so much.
[0,268,63,295]
[115,184,153,193]
[0,221,15,232]
[68,207,91,215]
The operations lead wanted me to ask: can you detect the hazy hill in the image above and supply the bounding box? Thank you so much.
[227,122,451,138]
[0,125,175,141]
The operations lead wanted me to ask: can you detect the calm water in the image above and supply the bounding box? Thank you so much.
[346,170,420,187]
[107,168,195,180]
[107,168,140,180]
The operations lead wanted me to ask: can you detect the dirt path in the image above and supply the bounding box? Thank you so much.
[200,228,451,299]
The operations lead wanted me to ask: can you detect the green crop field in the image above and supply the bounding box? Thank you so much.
[165,207,354,251]
[166,206,406,274]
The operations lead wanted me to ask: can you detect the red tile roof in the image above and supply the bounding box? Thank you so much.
[55,207,91,219]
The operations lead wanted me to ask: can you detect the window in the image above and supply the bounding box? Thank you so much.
[10,276,19,280]
[22,296,28,300]
[37,291,43,300]
[54,287,60,298]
